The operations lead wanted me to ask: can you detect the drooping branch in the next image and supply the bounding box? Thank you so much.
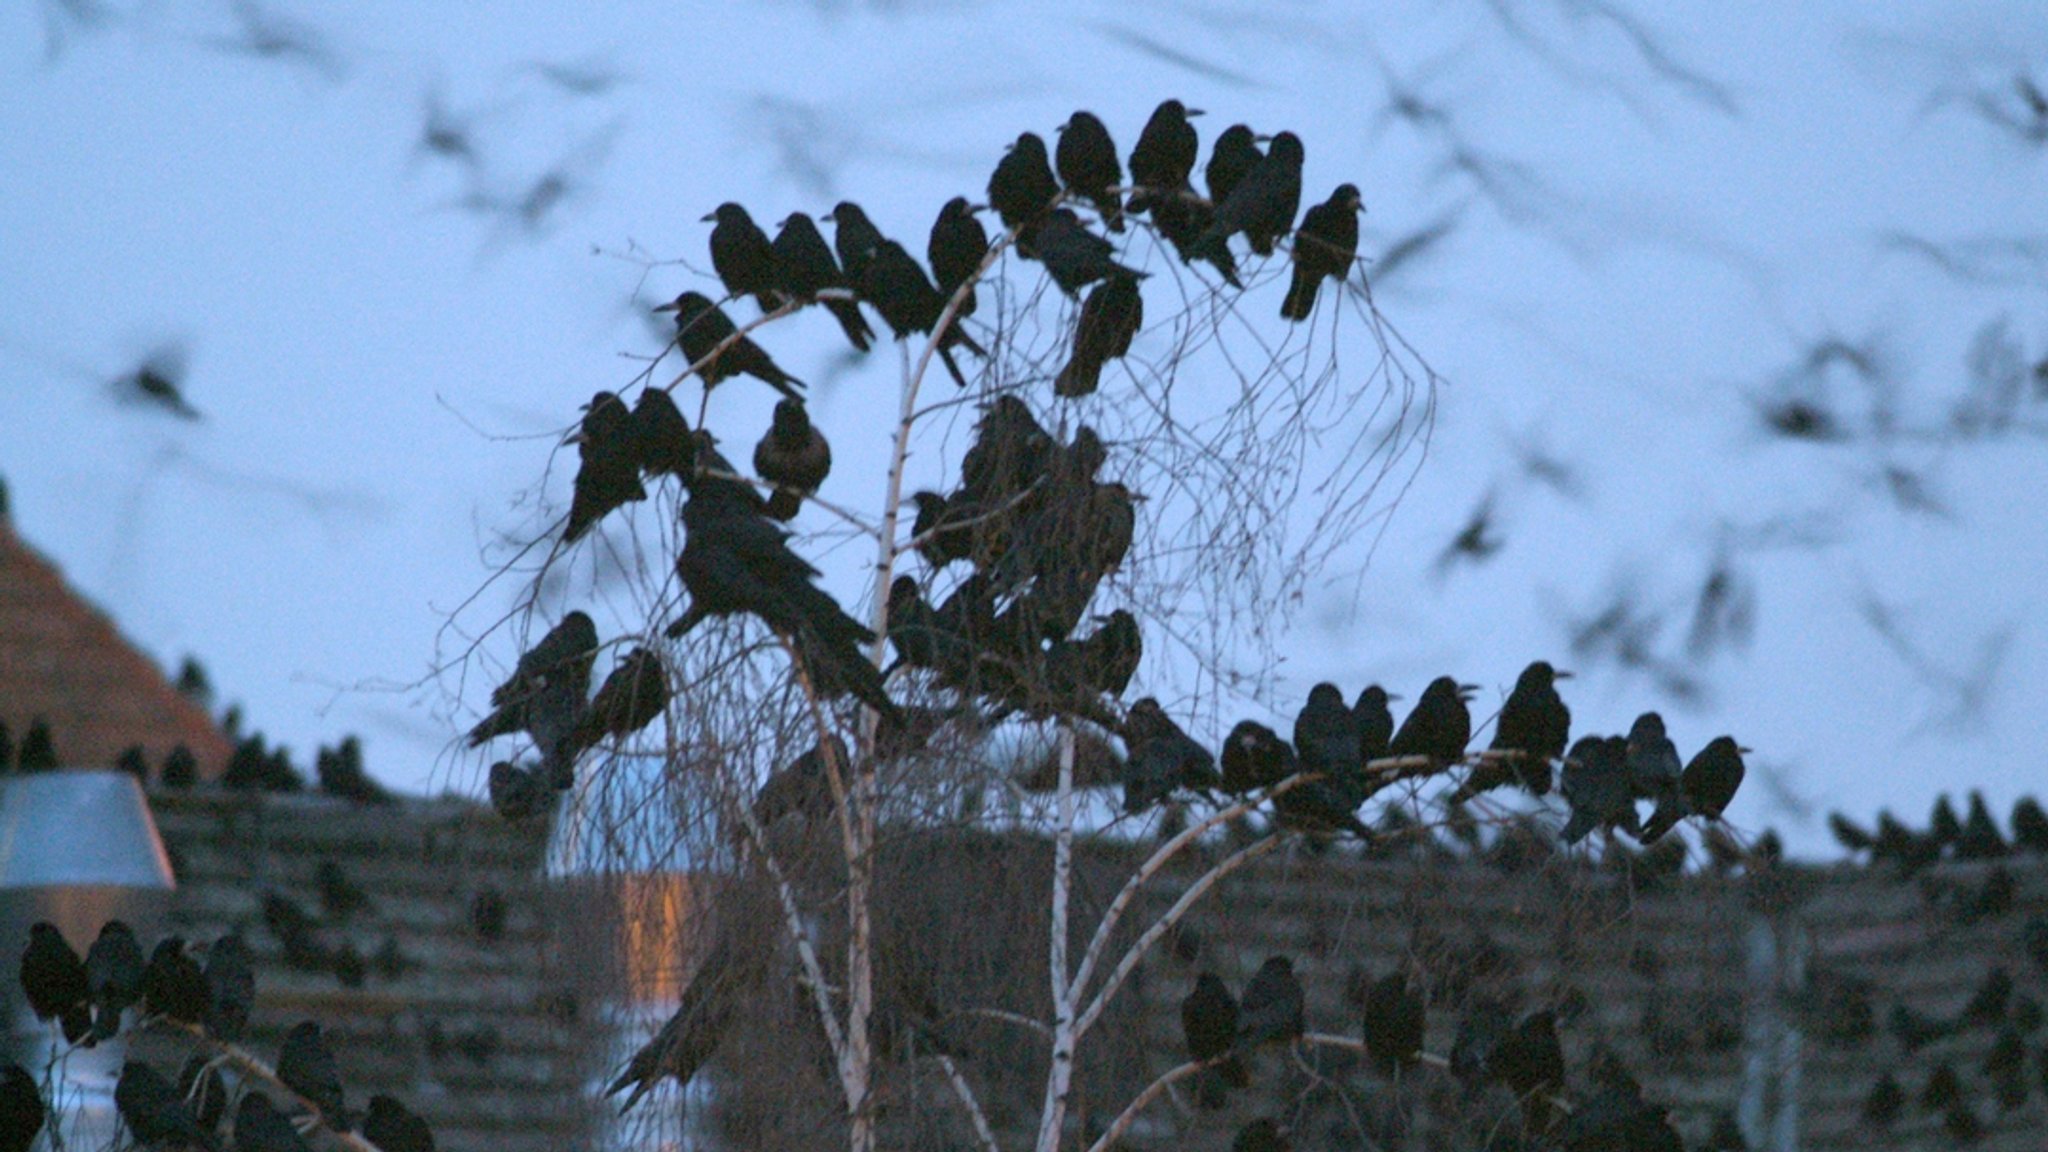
[932,1053,1002,1152]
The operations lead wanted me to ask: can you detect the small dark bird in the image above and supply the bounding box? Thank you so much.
[1056,110,1123,231]
[856,239,985,388]
[116,1061,219,1152]
[234,1092,308,1152]
[1353,685,1396,765]
[1121,698,1219,813]
[202,933,255,1043]
[770,212,873,353]
[1958,791,2008,859]
[114,348,203,421]
[704,202,783,312]
[315,737,387,804]
[2012,796,2048,853]
[824,201,886,283]
[1873,809,1941,873]
[19,923,90,1044]
[1387,676,1475,765]
[564,391,647,542]
[666,464,896,721]
[1128,99,1202,215]
[1561,735,1640,843]
[654,291,805,402]
[315,860,370,920]
[276,1021,346,1130]
[1294,682,1364,804]
[958,394,1055,505]
[752,737,847,827]
[1628,712,1686,841]
[1233,1119,1289,1152]
[1461,661,1569,801]
[1206,125,1262,207]
[632,389,696,480]
[1200,130,1303,258]
[467,611,597,784]
[1182,972,1249,1108]
[1219,721,1293,796]
[85,919,145,1043]
[1236,956,1304,1051]
[1490,1010,1565,1119]
[1361,971,1425,1076]
[141,937,210,1025]
[1930,794,1964,848]
[1055,272,1143,398]
[1281,183,1361,321]
[987,131,1060,236]
[1021,209,1143,296]
[1863,1072,1904,1126]
[1828,811,1875,853]
[161,745,199,788]
[1680,736,1747,820]
[0,1063,44,1152]
[261,893,328,974]
[927,197,990,319]
[607,966,736,1113]
[753,398,831,521]
[362,1096,435,1152]
[487,761,551,822]
[566,647,670,758]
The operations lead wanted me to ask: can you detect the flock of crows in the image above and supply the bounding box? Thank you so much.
[475,96,1375,814]
[4,920,434,1152]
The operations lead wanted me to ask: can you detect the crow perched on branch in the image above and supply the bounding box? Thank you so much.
[565,647,670,760]
[563,391,646,542]
[987,131,1060,239]
[771,211,873,353]
[1127,99,1201,216]
[927,197,990,320]
[654,291,804,401]
[1056,110,1123,232]
[753,398,831,522]
[666,447,895,721]
[466,611,597,785]
[1055,272,1143,398]
[1197,130,1303,260]
[1281,183,1361,321]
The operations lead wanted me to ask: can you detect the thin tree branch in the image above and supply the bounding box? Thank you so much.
[933,1053,1002,1152]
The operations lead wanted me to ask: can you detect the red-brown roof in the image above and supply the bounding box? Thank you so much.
[0,513,232,779]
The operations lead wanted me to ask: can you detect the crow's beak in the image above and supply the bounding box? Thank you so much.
[700,210,717,223]
[1186,108,1206,118]
[652,298,681,313]
[1554,669,1575,680]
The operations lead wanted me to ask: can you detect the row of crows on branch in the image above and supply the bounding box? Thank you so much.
[1102,660,1747,850]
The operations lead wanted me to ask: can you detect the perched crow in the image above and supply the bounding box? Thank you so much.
[1055,272,1143,398]
[141,937,210,1025]
[1561,735,1639,843]
[18,923,89,1044]
[202,933,255,1043]
[1930,794,1964,848]
[1460,661,1569,801]
[753,737,847,827]
[314,737,387,804]
[1387,676,1475,765]
[1182,972,1249,1108]
[1626,713,1682,802]
[1828,811,1875,854]
[315,860,369,921]
[1198,130,1303,259]
[362,1096,435,1152]
[1236,956,1304,1052]
[1281,183,1361,321]
[1552,1083,1683,1152]
[85,920,145,1043]
[116,1062,219,1152]
[1205,125,1262,207]
[607,949,737,1113]
[1680,736,1747,820]
[466,611,597,785]
[1020,209,1143,296]
[566,647,670,758]
[753,398,831,522]
[823,201,886,283]
[987,131,1060,237]
[1958,791,2008,859]
[855,238,985,387]
[276,1021,346,1130]
[666,463,896,721]
[234,1092,308,1152]
[632,388,695,480]
[1219,721,1292,796]
[1491,1010,1565,1125]
[1293,682,1364,804]
[703,202,783,313]
[1353,685,1396,765]
[1056,110,1123,231]
[1362,971,1425,1076]
[771,211,873,353]
[487,761,551,822]
[1128,99,1202,216]
[927,197,990,320]
[654,291,805,401]
[1120,698,1218,813]
[0,1063,42,1152]
[2012,796,2048,853]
